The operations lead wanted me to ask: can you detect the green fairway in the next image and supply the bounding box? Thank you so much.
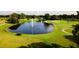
[0,18,79,48]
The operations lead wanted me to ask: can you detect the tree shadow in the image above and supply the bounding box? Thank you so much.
[51,43,64,48]
[15,33,21,36]
[19,46,28,48]
[64,35,79,45]
[18,42,64,48]
[9,24,21,30]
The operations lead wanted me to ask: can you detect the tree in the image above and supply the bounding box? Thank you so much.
[77,11,79,15]
[20,13,26,19]
[44,13,50,20]
[50,15,59,20]
[76,11,79,19]
[31,15,35,19]
[8,13,19,24]
[62,14,68,19]
[72,24,79,37]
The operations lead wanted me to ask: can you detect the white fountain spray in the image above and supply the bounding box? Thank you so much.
[41,20,42,23]
[41,18,43,23]
[31,19,34,34]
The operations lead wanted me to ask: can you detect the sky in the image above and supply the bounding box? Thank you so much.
[0,11,77,15]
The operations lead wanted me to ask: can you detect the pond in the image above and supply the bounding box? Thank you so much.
[9,22,53,34]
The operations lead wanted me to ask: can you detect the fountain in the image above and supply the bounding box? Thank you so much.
[31,19,34,34]
[41,20,42,23]
[9,18,53,34]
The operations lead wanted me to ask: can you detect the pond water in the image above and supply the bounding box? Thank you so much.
[9,22,53,34]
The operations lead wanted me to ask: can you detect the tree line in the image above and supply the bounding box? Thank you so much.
[0,11,79,20]
[0,11,79,24]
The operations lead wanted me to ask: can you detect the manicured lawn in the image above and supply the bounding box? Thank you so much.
[0,18,79,48]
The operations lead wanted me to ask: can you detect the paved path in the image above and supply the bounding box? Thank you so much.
[62,28,72,35]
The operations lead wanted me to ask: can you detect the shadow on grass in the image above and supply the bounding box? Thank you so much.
[15,33,21,36]
[64,35,79,45]
[9,24,21,30]
[19,42,64,48]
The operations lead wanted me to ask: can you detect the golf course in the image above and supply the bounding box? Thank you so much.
[0,17,79,48]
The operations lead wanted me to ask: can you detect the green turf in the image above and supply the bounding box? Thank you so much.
[0,18,79,48]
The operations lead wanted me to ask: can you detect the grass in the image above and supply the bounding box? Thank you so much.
[19,19,28,24]
[0,18,79,48]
